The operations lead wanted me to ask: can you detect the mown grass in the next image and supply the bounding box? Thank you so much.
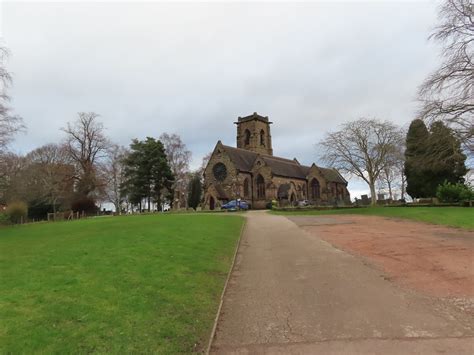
[0,214,244,353]
[271,206,474,230]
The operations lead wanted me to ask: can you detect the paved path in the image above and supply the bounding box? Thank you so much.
[210,211,474,354]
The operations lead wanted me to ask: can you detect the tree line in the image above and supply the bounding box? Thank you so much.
[0,109,204,220]
[319,0,473,205]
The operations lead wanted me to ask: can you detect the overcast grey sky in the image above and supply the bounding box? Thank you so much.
[2,1,441,197]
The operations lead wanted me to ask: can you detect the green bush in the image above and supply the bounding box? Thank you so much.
[436,181,474,203]
[6,201,28,224]
[459,185,474,201]
[271,199,278,209]
[0,213,11,225]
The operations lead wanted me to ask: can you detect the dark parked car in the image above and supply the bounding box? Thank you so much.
[221,199,249,210]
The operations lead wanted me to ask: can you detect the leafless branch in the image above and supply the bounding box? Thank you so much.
[319,118,404,205]
[418,0,474,154]
[61,112,110,197]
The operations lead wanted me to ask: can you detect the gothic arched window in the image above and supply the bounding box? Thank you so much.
[244,129,251,146]
[260,129,265,147]
[243,178,250,198]
[311,178,320,199]
[256,174,265,199]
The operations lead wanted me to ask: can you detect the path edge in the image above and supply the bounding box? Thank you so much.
[205,215,247,355]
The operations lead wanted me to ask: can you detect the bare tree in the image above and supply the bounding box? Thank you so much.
[159,133,191,209]
[102,144,128,214]
[418,0,474,153]
[0,116,24,154]
[377,140,406,201]
[319,118,404,205]
[62,112,109,197]
[198,151,212,179]
[0,153,26,203]
[0,46,24,154]
[26,144,75,213]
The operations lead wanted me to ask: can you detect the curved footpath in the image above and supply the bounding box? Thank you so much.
[210,211,473,354]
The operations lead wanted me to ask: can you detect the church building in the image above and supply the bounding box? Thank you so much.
[203,113,350,209]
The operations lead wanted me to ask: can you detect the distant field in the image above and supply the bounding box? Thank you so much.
[272,207,474,230]
[0,214,244,353]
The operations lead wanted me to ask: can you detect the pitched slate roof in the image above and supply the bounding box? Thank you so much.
[223,145,257,172]
[261,155,308,179]
[321,168,348,184]
[221,145,347,184]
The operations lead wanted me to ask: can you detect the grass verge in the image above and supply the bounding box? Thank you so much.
[271,206,473,230]
[0,214,244,353]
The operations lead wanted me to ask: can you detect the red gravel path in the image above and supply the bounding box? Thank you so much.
[295,215,474,298]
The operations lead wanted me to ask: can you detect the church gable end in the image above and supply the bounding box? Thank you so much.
[204,142,237,188]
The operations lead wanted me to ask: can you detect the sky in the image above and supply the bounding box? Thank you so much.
[1,0,442,198]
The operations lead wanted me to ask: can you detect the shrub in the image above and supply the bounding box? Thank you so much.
[6,201,28,224]
[0,213,11,225]
[459,186,474,201]
[71,196,98,215]
[28,200,55,221]
[436,181,474,203]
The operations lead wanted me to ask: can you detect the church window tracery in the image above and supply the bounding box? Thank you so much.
[213,162,227,181]
[256,174,265,199]
[311,178,320,199]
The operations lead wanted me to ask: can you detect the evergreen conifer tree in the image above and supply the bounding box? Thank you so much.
[405,119,468,198]
[405,119,431,198]
[122,137,174,211]
[187,173,202,210]
[425,121,467,195]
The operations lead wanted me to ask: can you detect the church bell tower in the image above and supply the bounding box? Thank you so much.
[235,112,273,156]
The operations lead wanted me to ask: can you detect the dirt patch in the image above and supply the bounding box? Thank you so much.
[288,215,474,298]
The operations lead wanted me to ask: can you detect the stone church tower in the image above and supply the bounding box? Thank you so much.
[235,112,273,156]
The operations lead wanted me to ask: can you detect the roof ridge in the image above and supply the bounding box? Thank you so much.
[222,145,296,163]
[262,155,297,163]
[222,144,255,152]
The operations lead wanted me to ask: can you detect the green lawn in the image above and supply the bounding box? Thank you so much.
[272,207,474,230]
[0,214,244,353]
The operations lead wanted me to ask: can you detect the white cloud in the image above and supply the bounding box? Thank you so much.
[2,1,440,195]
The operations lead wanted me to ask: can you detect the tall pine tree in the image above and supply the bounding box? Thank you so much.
[122,137,174,211]
[405,119,431,198]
